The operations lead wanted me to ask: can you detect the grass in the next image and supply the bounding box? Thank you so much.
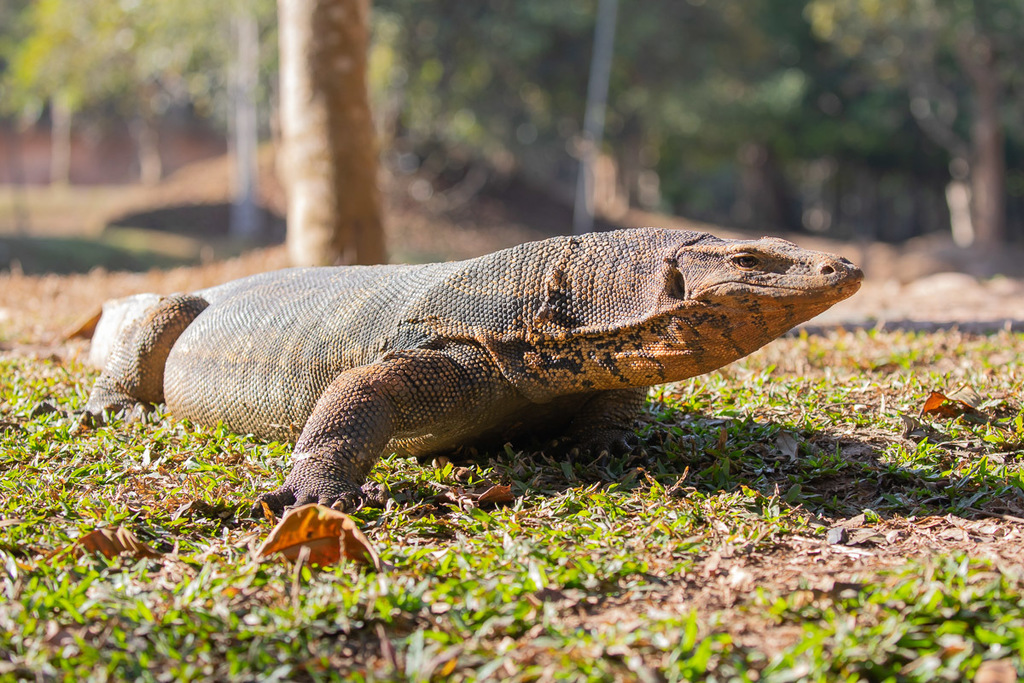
[1,328,1023,681]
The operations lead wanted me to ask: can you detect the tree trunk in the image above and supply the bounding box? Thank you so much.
[959,36,1005,247]
[277,0,386,266]
[231,9,262,239]
[50,95,72,186]
[134,89,163,186]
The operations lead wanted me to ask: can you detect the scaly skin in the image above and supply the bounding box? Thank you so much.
[82,228,863,513]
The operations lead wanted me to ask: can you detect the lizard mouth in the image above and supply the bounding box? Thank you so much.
[691,279,862,304]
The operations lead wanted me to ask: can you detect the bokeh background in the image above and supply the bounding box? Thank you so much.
[1,0,1023,290]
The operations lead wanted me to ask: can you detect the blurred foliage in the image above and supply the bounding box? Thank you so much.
[369,0,963,238]
[0,0,277,126]
[2,0,1023,241]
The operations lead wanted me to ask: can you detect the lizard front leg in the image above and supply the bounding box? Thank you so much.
[254,346,513,514]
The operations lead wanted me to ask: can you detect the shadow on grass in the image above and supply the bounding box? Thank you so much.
[415,409,1024,525]
[1,202,286,275]
[107,202,285,241]
[0,234,197,275]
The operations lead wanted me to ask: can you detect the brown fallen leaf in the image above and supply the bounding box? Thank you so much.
[921,390,977,419]
[62,526,162,560]
[898,413,927,439]
[255,504,381,570]
[43,621,81,647]
[476,484,514,505]
[939,527,969,542]
[258,500,276,524]
[947,385,983,410]
[62,308,103,340]
[975,659,1018,683]
[171,499,237,521]
[432,482,516,509]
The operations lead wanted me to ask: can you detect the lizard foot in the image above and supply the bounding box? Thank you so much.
[77,401,153,429]
[564,427,641,461]
[251,467,384,518]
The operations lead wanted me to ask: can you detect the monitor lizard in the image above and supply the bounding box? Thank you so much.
[81,227,863,514]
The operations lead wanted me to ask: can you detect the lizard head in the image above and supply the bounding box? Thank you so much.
[624,233,862,383]
[667,234,862,321]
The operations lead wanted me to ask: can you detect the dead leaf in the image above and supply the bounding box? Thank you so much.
[776,432,799,459]
[62,308,103,340]
[922,390,977,419]
[939,527,969,542]
[171,499,237,521]
[63,526,161,560]
[433,482,516,509]
[431,489,461,506]
[898,413,927,439]
[43,621,81,647]
[947,386,982,410]
[476,484,514,505]
[438,657,458,677]
[975,659,1018,683]
[837,513,867,529]
[846,528,884,546]
[255,504,381,570]
[430,602,452,615]
[717,425,729,451]
[258,500,276,524]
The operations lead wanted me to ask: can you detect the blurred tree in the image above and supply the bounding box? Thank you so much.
[371,0,904,232]
[3,0,1019,246]
[2,0,276,185]
[806,0,1024,246]
[370,0,1001,243]
[278,0,385,266]
[646,0,940,238]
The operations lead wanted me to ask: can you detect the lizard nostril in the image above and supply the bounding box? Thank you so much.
[819,264,835,276]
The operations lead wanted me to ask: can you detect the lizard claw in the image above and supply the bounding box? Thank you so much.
[250,488,294,519]
[567,428,641,460]
[251,467,373,518]
[76,401,153,431]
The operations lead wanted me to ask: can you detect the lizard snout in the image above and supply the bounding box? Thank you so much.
[816,256,862,284]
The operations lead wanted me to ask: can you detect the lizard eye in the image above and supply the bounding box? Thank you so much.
[731,254,760,270]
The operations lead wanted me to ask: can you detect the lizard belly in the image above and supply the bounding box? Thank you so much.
[163,307,364,442]
[163,326,336,442]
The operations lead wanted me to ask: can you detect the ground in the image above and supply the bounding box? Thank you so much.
[1,159,1023,681]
